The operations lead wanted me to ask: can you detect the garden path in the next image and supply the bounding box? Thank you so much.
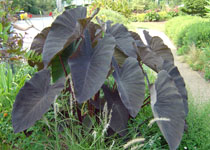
[138,29,210,104]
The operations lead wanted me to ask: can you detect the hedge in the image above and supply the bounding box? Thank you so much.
[165,16,210,80]
[165,16,210,53]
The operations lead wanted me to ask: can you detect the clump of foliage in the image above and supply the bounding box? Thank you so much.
[167,6,179,17]
[165,16,210,80]
[12,7,188,150]
[144,10,161,21]
[205,0,210,16]
[165,16,205,46]
[0,0,42,66]
[180,98,210,149]
[95,9,129,25]
[181,0,208,17]
[12,0,56,14]
[0,0,23,54]
[91,0,132,17]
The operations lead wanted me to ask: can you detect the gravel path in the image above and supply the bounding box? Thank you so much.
[138,29,210,104]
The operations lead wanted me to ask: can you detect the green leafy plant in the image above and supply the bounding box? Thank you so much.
[91,0,132,18]
[96,8,129,25]
[11,7,188,150]
[144,11,160,22]
[181,0,208,17]
[167,6,179,17]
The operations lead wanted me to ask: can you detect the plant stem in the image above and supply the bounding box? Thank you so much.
[76,102,82,124]
[94,91,100,124]
[144,95,150,103]
[59,55,72,93]
[87,100,94,117]
[139,62,150,86]
[59,55,68,77]
[141,100,150,108]
[112,82,117,92]
[137,116,153,128]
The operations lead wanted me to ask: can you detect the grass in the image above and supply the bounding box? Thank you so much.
[0,58,210,149]
[179,94,210,150]
[126,21,166,32]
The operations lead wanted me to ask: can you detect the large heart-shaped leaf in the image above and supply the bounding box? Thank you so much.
[150,70,185,150]
[12,69,65,133]
[143,30,174,64]
[162,61,188,116]
[106,23,137,58]
[30,27,50,54]
[137,46,164,72]
[112,57,145,117]
[102,85,129,136]
[28,27,50,70]
[78,8,100,30]
[68,30,116,103]
[87,22,101,42]
[43,7,87,67]
[136,30,174,72]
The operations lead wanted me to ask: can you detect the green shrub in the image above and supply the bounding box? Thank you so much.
[91,0,132,18]
[158,11,170,21]
[182,22,210,49]
[12,0,56,15]
[96,9,129,24]
[165,16,210,80]
[130,13,146,22]
[165,16,204,46]
[130,13,138,22]
[181,0,208,17]
[97,9,129,24]
[137,13,146,22]
[144,11,160,22]
[204,64,210,80]
[167,7,179,17]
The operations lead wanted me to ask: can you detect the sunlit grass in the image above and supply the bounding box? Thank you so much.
[126,21,166,32]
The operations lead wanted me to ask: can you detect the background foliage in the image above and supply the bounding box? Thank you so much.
[181,0,208,17]
[12,0,56,14]
[165,16,210,80]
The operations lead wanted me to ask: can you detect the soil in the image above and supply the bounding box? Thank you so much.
[137,29,210,104]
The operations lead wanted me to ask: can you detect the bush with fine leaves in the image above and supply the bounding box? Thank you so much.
[181,0,208,17]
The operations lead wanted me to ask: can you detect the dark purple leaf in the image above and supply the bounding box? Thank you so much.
[30,27,50,54]
[102,85,129,136]
[137,46,164,72]
[106,23,137,58]
[112,57,145,117]
[136,30,174,72]
[162,60,188,116]
[12,69,65,133]
[68,30,115,103]
[150,70,185,150]
[28,27,50,70]
[143,30,174,64]
[43,7,87,67]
